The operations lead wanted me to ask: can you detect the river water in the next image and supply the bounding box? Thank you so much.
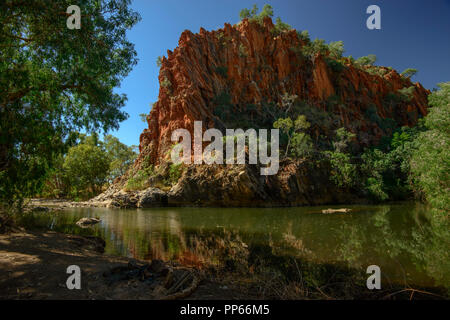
[25,202,449,289]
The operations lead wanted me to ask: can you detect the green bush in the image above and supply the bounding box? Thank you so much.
[410,82,450,210]
[239,4,273,25]
[397,86,415,102]
[63,142,111,198]
[126,165,154,191]
[156,56,163,68]
[272,17,292,36]
[355,54,377,67]
[325,58,345,73]
[297,30,310,43]
[238,44,248,57]
[167,163,183,185]
[400,68,418,79]
[161,76,171,89]
[301,39,329,58]
[215,66,228,77]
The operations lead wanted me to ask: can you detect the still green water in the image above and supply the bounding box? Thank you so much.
[25,203,449,288]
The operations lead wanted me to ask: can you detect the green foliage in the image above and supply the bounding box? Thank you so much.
[167,163,183,185]
[239,4,291,35]
[274,115,312,158]
[355,54,377,67]
[301,39,329,59]
[39,134,137,199]
[410,82,450,211]
[333,127,356,153]
[63,141,111,199]
[161,76,172,89]
[360,126,421,202]
[126,165,154,191]
[0,0,140,207]
[239,4,273,24]
[364,104,396,131]
[290,133,314,158]
[156,56,163,68]
[384,91,408,108]
[272,17,292,36]
[103,135,137,182]
[215,66,228,77]
[325,58,345,73]
[238,43,248,57]
[366,66,389,77]
[324,128,357,188]
[139,113,148,123]
[400,68,418,79]
[297,30,310,43]
[279,93,298,115]
[328,41,345,59]
[327,151,357,188]
[397,86,416,102]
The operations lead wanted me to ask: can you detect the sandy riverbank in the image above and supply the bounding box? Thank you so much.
[0,230,247,300]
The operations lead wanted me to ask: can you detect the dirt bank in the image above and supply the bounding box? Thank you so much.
[0,231,246,300]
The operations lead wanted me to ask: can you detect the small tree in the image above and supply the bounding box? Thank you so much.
[103,135,137,182]
[274,115,311,157]
[274,117,293,157]
[297,30,310,43]
[273,17,292,35]
[325,128,357,188]
[156,56,163,68]
[400,68,418,79]
[290,116,313,158]
[63,142,110,199]
[328,41,345,59]
[139,113,148,123]
[355,54,377,66]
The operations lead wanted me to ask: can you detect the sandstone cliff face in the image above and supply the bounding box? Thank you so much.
[138,17,428,168]
[100,17,429,208]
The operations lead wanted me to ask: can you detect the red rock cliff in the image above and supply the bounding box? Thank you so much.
[138,17,429,167]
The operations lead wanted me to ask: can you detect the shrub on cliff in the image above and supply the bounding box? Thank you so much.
[272,17,292,36]
[156,56,163,68]
[355,54,377,67]
[239,4,273,24]
[126,165,154,191]
[328,41,345,59]
[400,68,418,80]
[274,115,313,158]
[302,39,329,59]
[324,128,357,189]
[239,4,292,35]
[297,30,310,43]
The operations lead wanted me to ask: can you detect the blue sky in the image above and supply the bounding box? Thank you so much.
[110,0,450,146]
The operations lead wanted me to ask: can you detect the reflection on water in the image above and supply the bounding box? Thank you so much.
[25,203,449,288]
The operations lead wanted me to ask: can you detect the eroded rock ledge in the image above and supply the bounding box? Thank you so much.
[89,160,359,208]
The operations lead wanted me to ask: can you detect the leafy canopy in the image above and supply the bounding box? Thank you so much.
[0,0,140,205]
[410,82,450,211]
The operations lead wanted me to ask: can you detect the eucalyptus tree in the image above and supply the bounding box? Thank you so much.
[0,0,140,206]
